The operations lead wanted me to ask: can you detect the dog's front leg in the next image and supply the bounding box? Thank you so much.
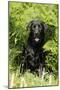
[38,63,43,78]
[20,60,25,74]
[20,58,27,74]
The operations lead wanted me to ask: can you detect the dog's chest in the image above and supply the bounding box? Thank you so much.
[27,50,40,67]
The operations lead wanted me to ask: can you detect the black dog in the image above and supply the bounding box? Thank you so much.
[20,20,48,76]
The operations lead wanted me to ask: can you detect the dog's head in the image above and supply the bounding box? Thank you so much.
[27,20,48,42]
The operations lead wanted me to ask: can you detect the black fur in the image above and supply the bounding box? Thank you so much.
[20,20,48,76]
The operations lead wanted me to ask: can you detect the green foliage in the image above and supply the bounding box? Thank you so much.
[9,2,58,87]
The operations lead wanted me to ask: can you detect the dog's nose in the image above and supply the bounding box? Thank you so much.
[35,30,38,34]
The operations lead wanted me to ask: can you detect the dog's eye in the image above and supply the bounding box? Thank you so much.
[33,25,36,28]
[38,25,42,30]
[38,25,40,27]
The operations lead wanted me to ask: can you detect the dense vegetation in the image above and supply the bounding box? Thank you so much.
[9,2,58,88]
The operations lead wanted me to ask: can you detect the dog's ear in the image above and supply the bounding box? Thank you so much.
[41,21,48,31]
[27,21,33,31]
[43,23,48,31]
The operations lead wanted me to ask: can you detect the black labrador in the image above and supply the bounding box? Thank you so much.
[20,20,48,76]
